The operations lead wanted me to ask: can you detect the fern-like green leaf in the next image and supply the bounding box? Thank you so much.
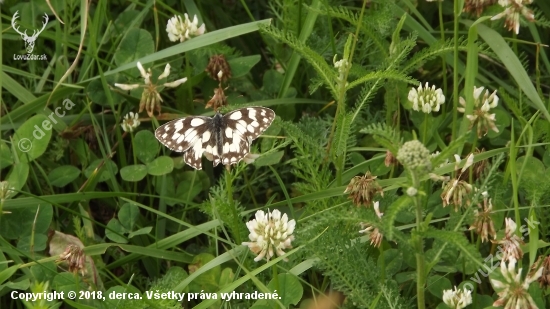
[260,25,338,98]
[423,228,484,270]
[360,123,403,154]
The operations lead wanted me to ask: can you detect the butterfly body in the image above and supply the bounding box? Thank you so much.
[155,107,275,170]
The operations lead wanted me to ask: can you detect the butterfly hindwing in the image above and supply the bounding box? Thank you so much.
[154,116,215,170]
[154,107,275,170]
[220,107,275,165]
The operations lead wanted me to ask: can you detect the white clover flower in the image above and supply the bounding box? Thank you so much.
[114,62,187,117]
[408,82,445,114]
[242,209,296,262]
[492,0,534,34]
[0,180,16,201]
[493,218,524,262]
[469,192,496,243]
[458,86,499,137]
[121,112,140,133]
[491,258,543,308]
[166,13,205,43]
[358,201,384,247]
[442,286,473,309]
[441,154,475,211]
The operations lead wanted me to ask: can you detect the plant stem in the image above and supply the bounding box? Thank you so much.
[411,173,426,309]
[422,113,428,144]
[452,0,460,141]
[225,165,241,244]
[438,1,448,117]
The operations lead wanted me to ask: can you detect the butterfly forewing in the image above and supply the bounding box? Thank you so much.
[154,107,275,170]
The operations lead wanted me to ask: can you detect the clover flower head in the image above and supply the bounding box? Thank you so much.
[0,180,16,201]
[441,154,475,211]
[205,54,232,83]
[493,218,524,262]
[166,14,206,43]
[533,255,550,289]
[344,171,384,207]
[492,0,534,34]
[396,140,433,173]
[358,201,384,247]
[469,192,497,242]
[490,258,543,309]
[57,244,87,276]
[408,82,445,114]
[114,62,187,117]
[242,209,296,262]
[384,150,397,167]
[458,86,499,137]
[121,112,140,133]
[464,0,498,16]
[442,286,473,309]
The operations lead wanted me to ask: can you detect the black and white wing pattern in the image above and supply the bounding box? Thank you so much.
[154,107,275,170]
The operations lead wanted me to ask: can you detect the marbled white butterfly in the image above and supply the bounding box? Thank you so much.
[155,107,275,170]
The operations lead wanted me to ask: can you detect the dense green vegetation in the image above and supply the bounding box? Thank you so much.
[1,0,550,308]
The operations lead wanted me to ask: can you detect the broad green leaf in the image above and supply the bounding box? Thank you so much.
[218,268,235,288]
[427,275,452,299]
[228,55,261,78]
[17,234,48,252]
[120,164,148,182]
[105,219,128,243]
[263,70,284,96]
[133,130,159,164]
[118,203,140,230]
[48,165,81,187]
[128,226,153,239]
[266,273,303,307]
[378,249,403,278]
[175,177,202,202]
[114,28,155,66]
[527,209,539,267]
[0,265,19,286]
[109,10,140,41]
[12,114,52,162]
[188,253,221,293]
[147,156,174,176]
[0,204,53,239]
[254,151,284,167]
[84,159,118,182]
[2,279,30,291]
[0,140,13,169]
[516,156,546,185]
[86,77,125,107]
[52,272,87,296]
[95,19,272,80]
[5,162,29,199]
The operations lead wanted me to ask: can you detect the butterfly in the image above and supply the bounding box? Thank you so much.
[155,107,275,170]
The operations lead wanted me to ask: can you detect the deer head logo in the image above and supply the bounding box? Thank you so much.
[11,11,49,54]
